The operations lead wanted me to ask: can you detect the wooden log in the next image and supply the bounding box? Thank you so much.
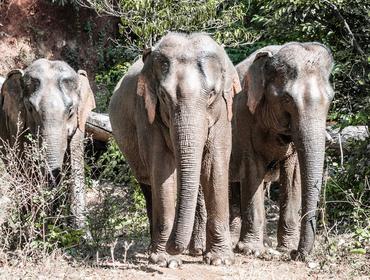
[85,112,112,142]
[85,112,369,153]
[326,125,369,152]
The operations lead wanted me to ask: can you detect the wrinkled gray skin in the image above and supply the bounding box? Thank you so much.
[229,42,334,260]
[109,32,241,267]
[0,59,95,230]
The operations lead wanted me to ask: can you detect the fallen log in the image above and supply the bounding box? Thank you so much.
[86,112,112,142]
[326,125,369,152]
[85,112,369,153]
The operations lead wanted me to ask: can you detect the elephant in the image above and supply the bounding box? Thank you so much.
[0,59,96,231]
[109,32,241,267]
[229,42,334,260]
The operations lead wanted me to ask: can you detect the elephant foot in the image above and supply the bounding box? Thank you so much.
[188,246,204,256]
[166,239,186,256]
[204,250,235,266]
[236,241,265,257]
[149,252,183,268]
[290,249,307,261]
[188,234,205,256]
[276,244,296,254]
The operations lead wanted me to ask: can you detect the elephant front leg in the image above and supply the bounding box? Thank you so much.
[277,155,301,251]
[237,158,266,256]
[69,129,90,239]
[149,161,179,268]
[201,143,234,266]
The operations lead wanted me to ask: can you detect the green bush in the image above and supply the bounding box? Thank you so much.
[95,62,131,112]
[326,136,370,249]
[0,134,83,255]
[87,139,148,246]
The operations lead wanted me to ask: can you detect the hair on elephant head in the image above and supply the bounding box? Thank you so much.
[243,42,334,258]
[0,59,95,183]
[137,32,241,253]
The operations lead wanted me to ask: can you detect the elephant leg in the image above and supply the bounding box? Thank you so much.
[69,129,90,238]
[149,154,178,267]
[237,157,265,256]
[189,185,206,256]
[140,183,153,239]
[277,154,301,251]
[229,182,241,247]
[263,182,273,247]
[201,140,234,266]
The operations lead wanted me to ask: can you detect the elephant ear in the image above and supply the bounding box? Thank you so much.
[245,51,273,114]
[136,47,157,124]
[1,69,26,132]
[223,61,242,122]
[77,70,96,132]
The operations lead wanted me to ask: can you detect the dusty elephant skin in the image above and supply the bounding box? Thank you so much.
[109,32,241,267]
[0,59,96,231]
[229,42,334,260]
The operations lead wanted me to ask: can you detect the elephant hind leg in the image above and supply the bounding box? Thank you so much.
[189,185,207,256]
[229,182,241,247]
[140,183,153,239]
[238,158,266,256]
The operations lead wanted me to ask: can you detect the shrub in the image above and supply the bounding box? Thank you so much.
[0,131,83,257]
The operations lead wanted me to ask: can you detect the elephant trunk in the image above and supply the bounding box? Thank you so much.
[293,113,327,258]
[42,124,68,186]
[168,106,207,255]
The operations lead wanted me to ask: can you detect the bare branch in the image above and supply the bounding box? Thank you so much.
[321,0,365,56]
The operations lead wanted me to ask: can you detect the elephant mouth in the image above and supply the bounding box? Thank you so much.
[46,167,62,187]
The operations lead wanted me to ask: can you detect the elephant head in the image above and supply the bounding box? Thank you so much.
[137,32,240,253]
[244,42,334,258]
[0,59,95,183]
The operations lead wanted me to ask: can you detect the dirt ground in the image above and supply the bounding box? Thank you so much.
[0,183,368,280]
[0,242,368,280]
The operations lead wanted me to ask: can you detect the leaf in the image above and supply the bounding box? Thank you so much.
[350,248,367,254]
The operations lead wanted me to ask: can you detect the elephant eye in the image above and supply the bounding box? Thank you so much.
[24,77,40,94]
[160,62,170,74]
[62,78,77,90]
[281,92,293,103]
[67,104,75,119]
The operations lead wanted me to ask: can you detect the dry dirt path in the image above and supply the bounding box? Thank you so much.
[1,246,368,280]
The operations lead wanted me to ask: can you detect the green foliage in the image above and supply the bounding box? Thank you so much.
[96,0,257,50]
[326,137,370,237]
[96,138,137,185]
[243,0,370,126]
[95,62,131,112]
[87,184,148,246]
